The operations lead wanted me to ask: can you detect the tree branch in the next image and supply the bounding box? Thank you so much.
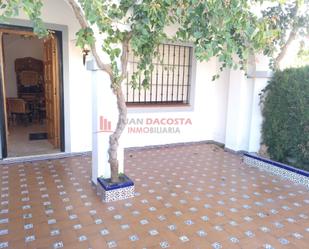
[274,26,298,70]
[67,0,113,76]
[119,34,132,83]
[274,2,299,70]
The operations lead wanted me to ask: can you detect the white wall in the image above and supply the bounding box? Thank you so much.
[3,34,43,97]
[123,55,270,152]
[224,70,254,151]
[3,0,269,156]
[89,56,231,181]
[224,54,271,152]
[88,42,267,155]
[122,57,230,148]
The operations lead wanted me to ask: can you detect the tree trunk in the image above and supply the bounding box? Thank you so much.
[274,28,297,70]
[68,0,130,183]
[108,85,127,183]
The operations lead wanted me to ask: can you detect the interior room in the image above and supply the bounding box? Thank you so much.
[2,33,59,157]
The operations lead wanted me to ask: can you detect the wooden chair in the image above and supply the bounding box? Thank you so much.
[7,98,32,126]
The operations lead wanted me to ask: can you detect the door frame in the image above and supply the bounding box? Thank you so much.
[0,24,65,158]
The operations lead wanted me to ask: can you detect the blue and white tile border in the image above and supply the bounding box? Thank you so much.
[243,153,309,189]
[96,175,135,202]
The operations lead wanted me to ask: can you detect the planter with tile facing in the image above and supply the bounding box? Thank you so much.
[97,174,134,202]
[243,153,309,188]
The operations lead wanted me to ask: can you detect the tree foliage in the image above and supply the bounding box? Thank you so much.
[261,0,309,68]
[1,0,286,84]
[0,0,48,36]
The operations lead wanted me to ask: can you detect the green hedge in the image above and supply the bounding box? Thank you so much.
[261,66,309,171]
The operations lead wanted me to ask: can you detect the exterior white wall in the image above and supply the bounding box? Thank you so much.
[210,66,230,143]
[3,34,43,97]
[248,77,269,152]
[224,54,271,152]
[248,55,272,152]
[123,58,230,148]
[1,0,271,159]
[225,70,255,151]
[89,56,230,181]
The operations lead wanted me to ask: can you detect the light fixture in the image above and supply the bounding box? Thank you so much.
[82,44,90,65]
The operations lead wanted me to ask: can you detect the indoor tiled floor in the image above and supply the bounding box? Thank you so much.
[7,123,59,157]
[0,144,308,249]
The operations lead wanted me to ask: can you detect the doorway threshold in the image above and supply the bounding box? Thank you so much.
[0,151,91,165]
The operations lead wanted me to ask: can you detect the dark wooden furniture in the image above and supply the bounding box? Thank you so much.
[15,57,45,122]
[15,57,44,100]
[7,98,32,126]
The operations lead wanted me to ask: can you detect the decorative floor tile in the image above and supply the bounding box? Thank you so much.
[100,229,109,236]
[212,242,222,249]
[94,218,103,224]
[263,244,275,249]
[179,235,189,242]
[78,235,87,241]
[0,144,308,249]
[140,219,149,225]
[25,235,35,243]
[292,232,303,239]
[148,229,159,236]
[53,241,64,249]
[129,234,139,241]
[107,240,117,248]
[50,229,60,236]
[0,242,8,248]
[229,237,239,243]
[0,218,8,224]
[167,224,177,231]
[0,230,8,236]
[121,224,130,230]
[197,230,207,237]
[160,241,169,248]
[73,224,82,230]
[24,223,33,230]
[278,238,289,245]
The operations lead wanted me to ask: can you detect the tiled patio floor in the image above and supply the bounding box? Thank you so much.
[0,144,308,249]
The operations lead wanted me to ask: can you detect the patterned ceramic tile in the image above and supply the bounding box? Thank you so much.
[0,144,308,249]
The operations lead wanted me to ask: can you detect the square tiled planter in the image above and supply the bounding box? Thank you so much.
[97,175,134,202]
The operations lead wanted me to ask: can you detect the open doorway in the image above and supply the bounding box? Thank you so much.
[0,27,63,158]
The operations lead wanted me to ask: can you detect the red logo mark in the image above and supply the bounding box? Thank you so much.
[96,116,112,133]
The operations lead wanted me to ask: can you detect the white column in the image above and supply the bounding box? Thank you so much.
[88,60,124,185]
[224,69,254,151]
[247,55,273,152]
[248,75,272,152]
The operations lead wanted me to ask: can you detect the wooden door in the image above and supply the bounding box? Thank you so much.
[43,34,60,148]
[0,32,9,143]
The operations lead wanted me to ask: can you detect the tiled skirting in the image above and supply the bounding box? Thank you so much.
[0,151,91,165]
[244,153,309,189]
[96,175,135,202]
[97,185,135,202]
[125,140,225,152]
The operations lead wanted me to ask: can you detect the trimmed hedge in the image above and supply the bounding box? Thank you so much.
[261,66,309,171]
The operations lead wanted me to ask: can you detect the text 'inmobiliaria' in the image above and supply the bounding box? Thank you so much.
[127,118,192,134]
